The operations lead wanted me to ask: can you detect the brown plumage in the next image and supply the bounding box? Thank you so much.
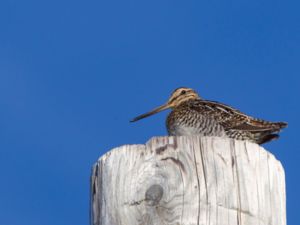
[131,87,287,144]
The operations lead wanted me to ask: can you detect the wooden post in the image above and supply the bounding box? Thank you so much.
[90,136,286,225]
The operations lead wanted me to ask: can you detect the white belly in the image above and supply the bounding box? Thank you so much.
[168,123,227,137]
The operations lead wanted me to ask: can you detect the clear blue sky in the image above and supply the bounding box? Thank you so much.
[0,0,299,224]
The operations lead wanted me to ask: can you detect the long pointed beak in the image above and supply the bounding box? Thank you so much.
[130,103,170,122]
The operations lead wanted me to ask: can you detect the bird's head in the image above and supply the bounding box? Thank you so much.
[130,87,200,122]
[167,87,200,108]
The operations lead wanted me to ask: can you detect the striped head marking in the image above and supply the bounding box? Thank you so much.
[167,87,200,108]
[130,87,200,122]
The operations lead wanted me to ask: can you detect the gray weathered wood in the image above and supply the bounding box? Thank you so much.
[90,136,286,225]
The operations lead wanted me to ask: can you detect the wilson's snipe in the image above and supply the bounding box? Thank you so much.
[131,87,287,144]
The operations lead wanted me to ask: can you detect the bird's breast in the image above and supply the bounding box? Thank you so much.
[166,106,226,137]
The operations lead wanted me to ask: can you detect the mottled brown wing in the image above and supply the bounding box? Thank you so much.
[190,100,286,131]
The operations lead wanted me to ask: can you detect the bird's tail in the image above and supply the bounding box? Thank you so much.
[228,120,287,144]
[251,120,287,144]
[249,120,288,130]
[255,133,280,144]
[252,122,287,144]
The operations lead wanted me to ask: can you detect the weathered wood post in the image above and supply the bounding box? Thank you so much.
[90,136,286,225]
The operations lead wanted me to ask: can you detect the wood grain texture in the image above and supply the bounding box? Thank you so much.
[90,136,286,225]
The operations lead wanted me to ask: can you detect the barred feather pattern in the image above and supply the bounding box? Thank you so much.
[167,99,287,144]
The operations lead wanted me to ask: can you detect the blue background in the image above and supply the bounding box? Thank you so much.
[0,0,299,224]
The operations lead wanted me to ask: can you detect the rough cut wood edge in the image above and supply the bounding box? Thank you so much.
[90,136,286,225]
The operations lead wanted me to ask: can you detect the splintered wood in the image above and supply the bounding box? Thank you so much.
[91,136,286,225]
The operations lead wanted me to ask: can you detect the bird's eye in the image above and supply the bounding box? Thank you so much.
[181,90,186,95]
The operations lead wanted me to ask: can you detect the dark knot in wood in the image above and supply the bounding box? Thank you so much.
[145,184,163,206]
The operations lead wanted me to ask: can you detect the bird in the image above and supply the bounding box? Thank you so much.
[130,87,287,144]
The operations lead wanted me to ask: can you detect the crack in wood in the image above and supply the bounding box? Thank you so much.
[155,139,178,155]
[217,153,227,165]
[161,157,186,173]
